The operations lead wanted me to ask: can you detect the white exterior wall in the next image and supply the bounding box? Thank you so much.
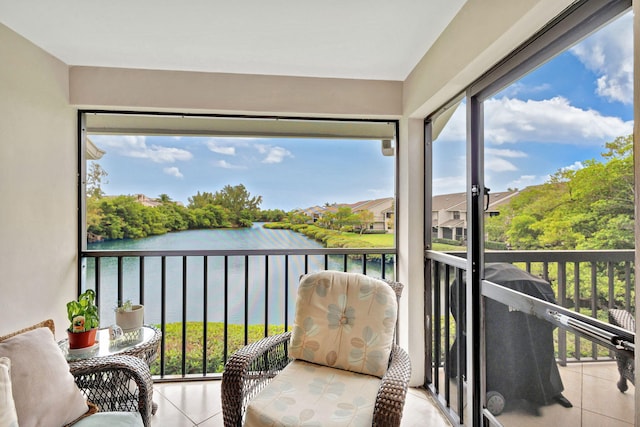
[0,24,76,338]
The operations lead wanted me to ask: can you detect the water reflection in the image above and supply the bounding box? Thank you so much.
[83,225,394,325]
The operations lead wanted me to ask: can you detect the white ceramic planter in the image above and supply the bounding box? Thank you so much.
[115,305,144,332]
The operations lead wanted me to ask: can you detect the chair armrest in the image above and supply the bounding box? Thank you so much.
[69,355,153,427]
[222,332,292,427]
[373,344,412,427]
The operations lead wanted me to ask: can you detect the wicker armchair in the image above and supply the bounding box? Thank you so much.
[608,309,635,393]
[0,319,154,427]
[70,354,154,427]
[222,272,411,426]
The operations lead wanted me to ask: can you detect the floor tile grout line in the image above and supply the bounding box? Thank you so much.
[152,386,200,426]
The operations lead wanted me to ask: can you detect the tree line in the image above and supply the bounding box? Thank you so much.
[486,134,633,250]
[86,179,286,241]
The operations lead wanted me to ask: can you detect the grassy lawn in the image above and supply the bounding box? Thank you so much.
[432,243,466,251]
[342,232,465,251]
[341,232,394,247]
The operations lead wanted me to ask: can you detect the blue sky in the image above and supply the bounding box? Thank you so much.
[90,12,632,211]
[90,134,396,211]
[433,11,633,195]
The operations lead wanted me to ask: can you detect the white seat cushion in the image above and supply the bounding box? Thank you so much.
[245,360,381,427]
[72,412,143,427]
[0,357,18,427]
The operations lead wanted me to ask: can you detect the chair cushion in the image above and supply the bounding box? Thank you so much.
[71,412,143,427]
[245,359,381,426]
[289,271,397,377]
[0,326,90,427]
[0,357,18,427]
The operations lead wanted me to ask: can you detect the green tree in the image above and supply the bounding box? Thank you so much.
[157,196,189,232]
[187,191,216,209]
[188,184,262,228]
[257,209,286,222]
[287,211,310,225]
[212,184,262,226]
[187,205,230,229]
[86,162,108,198]
[356,210,374,234]
[489,134,634,250]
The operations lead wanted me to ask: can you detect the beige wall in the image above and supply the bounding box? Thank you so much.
[0,23,76,338]
[70,66,403,118]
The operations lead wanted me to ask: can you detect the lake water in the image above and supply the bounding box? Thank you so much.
[85,223,393,326]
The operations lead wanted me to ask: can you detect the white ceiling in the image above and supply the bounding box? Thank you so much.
[0,0,465,81]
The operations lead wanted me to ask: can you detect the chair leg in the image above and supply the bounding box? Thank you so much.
[616,355,631,393]
[617,376,628,393]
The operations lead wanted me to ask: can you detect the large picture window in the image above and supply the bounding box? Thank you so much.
[79,113,398,375]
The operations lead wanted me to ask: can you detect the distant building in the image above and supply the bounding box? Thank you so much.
[431,190,519,241]
[135,194,162,207]
[300,197,394,233]
[349,197,394,232]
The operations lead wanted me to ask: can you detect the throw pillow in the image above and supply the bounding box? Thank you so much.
[0,327,89,427]
[0,357,19,427]
[289,271,398,378]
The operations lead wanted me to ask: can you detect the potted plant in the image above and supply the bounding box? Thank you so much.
[66,289,100,349]
[115,299,144,332]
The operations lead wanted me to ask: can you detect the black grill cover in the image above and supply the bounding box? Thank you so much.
[450,262,564,406]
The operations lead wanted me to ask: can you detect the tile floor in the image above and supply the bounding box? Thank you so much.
[438,361,635,427]
[150,361,635,426]
[151,381,452,426]
[494,361,635,427]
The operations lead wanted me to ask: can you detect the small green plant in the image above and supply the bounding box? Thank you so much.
[115,299,133,313]
[67,289,100,332]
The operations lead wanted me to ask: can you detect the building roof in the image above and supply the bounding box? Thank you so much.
[350,197,395,213]
[300,197,393,217]
[432,190,519,213]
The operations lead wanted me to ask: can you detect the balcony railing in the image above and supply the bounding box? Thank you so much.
[426,249,635,423]
[80,246,634,393]
[80,248,396,380]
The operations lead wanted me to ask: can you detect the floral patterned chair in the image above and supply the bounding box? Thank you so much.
[222,271,411,427]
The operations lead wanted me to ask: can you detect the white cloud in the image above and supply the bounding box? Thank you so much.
[506,175,537,190]
[485,157,517,172]
[433,175,466,195]
[570,12,633,104]
[256,144,294,164]
[132,145,192,163]
[437,89,632,148]
[92,135,193,163]
[214,160,246,169]
[560,161,584,172]
[163,167,184,178]
[206,141,236,155]
[484,96,632,145]
[485,148,527,158]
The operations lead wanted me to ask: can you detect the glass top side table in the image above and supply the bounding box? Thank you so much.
[60,325,161,366]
